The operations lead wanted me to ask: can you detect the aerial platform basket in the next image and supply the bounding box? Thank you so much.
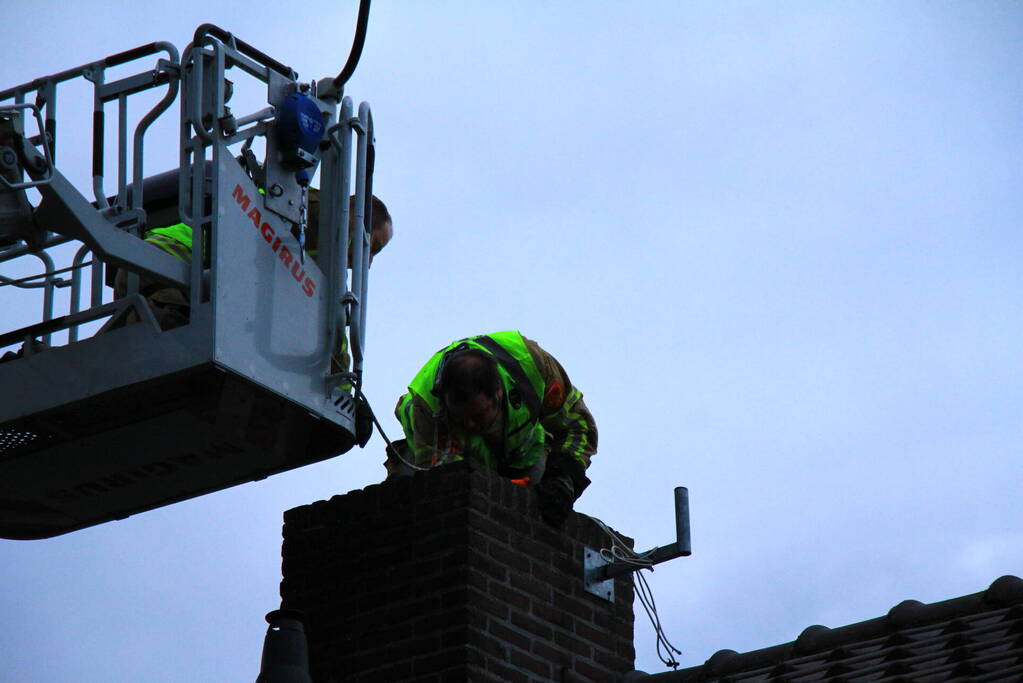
[0,24,376,539]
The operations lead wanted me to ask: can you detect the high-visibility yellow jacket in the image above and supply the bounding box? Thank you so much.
[394,331,597,478]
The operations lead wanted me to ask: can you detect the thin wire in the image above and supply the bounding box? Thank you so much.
[636,569,682,668]
[585,513,683,669]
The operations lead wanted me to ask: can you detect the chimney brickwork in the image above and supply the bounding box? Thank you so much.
[279,461,635,682]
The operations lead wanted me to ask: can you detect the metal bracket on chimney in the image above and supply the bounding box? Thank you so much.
[583,486,691,602]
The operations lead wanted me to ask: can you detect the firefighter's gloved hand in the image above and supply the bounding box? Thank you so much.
[536,473,575,527]
[384,438,415,479]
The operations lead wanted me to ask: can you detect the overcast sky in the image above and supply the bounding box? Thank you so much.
[1,1,1021,680]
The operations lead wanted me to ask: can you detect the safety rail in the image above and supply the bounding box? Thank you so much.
[323,98,374,393]
[0,44,180,347]
[0,41,180,210]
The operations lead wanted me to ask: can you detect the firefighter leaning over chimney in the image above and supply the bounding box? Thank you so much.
[394,331,597,525]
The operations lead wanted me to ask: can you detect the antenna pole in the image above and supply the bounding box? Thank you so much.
[590,487,691,583]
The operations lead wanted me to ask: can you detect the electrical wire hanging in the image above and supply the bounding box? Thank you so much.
[636,568,682,669]
[586,513,684,669]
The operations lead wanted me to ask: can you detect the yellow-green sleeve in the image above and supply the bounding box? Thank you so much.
[522,336,598,469]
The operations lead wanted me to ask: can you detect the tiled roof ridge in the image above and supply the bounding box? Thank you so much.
[630,574,1023,681]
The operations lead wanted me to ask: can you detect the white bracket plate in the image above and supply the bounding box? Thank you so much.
[583,546,614,602]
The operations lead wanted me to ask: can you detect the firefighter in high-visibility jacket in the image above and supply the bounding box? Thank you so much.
[112,222,193,329]
[394,331,597,525]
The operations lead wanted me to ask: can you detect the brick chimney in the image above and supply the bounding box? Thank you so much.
[279,461,635,682]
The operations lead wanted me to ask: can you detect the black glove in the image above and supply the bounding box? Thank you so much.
[535,473,575,527]
[384,438,415,479]
[535,454,591,526]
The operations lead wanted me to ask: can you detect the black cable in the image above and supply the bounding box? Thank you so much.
[333,0,372,90]
[635,570,682,668]
[355,386,430,472]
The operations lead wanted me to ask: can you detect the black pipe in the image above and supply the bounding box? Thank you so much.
[255,609,312,683]
[332,0,372,89]
[105,42,165,68]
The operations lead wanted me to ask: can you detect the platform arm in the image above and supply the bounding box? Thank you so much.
[33,167,189,290]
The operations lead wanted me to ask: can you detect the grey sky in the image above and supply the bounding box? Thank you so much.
[1,1,1021,680]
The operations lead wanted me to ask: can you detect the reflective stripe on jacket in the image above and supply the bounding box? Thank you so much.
[144,223,192,262]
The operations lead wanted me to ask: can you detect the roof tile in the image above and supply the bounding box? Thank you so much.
[631,575,1023,682]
